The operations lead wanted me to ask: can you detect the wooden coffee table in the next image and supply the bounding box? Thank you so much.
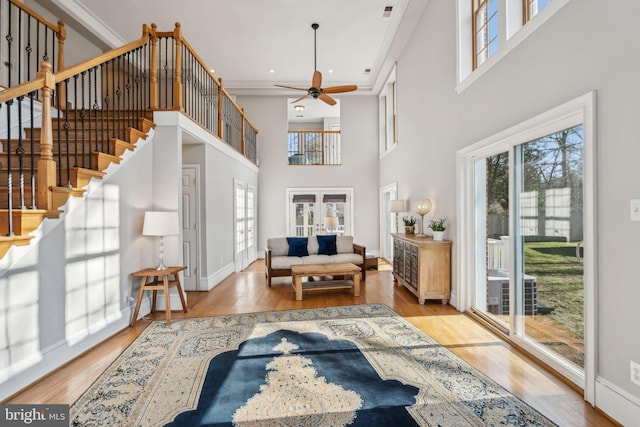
[290,263,361,301]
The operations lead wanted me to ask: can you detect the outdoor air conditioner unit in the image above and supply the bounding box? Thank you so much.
[487,269,537,315]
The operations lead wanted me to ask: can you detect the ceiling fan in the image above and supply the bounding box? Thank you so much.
[276,23,357,106]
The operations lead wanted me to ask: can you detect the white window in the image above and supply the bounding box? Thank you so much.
[379,65,397,156]
[457,0,571,92]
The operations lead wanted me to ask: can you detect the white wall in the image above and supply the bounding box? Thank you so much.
[381,0,640,421]
[238,95,380,254]
[0,133,155,401]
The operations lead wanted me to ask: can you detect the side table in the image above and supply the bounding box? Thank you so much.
[130,266,188,326]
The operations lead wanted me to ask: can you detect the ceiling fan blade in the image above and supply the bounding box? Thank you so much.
[312,70,322,89]
[323,85,358,94]
[319,93,337,106]
[290,94,310,104]
[275,84,308,91]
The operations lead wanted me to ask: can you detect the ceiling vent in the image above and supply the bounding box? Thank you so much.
[364,68,371,74]
[383,6,393,17]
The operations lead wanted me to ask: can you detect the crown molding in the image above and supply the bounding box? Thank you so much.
[45,0,126,49]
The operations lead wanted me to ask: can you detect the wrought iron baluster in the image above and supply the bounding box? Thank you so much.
[29,91,36,208]
[100,63,106,153]
[92,66,99,155]
[6,99,14,235]
[73,75,78,167]
[6,1,13,87]
[55,81,62,186]
[63,79,70,187]
[16,95,25,209]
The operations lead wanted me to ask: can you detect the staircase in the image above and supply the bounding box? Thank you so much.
[0,108,155,258]
[0,14,258,263]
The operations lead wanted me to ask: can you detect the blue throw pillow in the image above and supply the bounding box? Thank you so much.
[317,235,337,255]
[287,237,309,257]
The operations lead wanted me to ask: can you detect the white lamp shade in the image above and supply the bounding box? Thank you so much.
[142,211,179,236]
[389,200,407,213]
[414,199,432,216]
[325,216,340,230]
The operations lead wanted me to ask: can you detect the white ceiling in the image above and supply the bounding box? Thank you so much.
[43,0,428,96]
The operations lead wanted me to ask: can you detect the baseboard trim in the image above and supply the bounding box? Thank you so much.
[199,262,235,291]
[595,376,640,426]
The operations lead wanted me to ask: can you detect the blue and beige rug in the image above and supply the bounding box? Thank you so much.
[70,304,557,426]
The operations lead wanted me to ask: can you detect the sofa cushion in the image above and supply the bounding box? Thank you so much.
[287,237,309,257]
[317,235,338,255]
[336,235,354,254]
[332,253,363,265]
[307,235,319,255]
[267,238,289,257]
[271,256,304,269]
[302,255,335,264]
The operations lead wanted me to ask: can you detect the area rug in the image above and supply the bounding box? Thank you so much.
[70,304,557,426]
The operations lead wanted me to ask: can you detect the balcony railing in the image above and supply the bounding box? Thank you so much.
[287,130,340,165]
[0,22,258,238]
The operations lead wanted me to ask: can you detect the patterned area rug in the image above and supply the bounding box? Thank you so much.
[70,304,557,426]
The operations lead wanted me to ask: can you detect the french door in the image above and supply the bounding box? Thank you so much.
[286,188,354,237]
[458,94,596,398]
[234,180,257,271]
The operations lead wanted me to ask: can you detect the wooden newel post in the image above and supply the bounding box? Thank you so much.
[173,22,183,111]
[56,21,67,102]
[36,61,57,210]
[149,23,159,110]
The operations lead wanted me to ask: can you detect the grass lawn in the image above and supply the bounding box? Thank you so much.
[524,241,584,340]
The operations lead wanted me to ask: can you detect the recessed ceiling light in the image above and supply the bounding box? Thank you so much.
[328,69,334,73]
[269,69,275,73]
[293,105,305,112]
[209,68,215,73]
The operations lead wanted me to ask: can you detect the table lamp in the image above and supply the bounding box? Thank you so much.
[324,216,340,233]
[389,199,407,232]
[414,199,432,237]
[143,211,179,270]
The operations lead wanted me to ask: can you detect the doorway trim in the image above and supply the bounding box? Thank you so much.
[456,92,597,402]
[379,182,398,261]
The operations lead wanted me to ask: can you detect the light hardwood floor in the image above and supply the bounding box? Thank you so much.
[5,260,617,426]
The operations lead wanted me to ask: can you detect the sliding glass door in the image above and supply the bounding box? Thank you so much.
[461,96,595,393]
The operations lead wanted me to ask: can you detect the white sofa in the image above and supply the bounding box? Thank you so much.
[265,235,366,286]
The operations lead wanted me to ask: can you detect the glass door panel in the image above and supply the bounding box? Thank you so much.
[517,125,585,369]
[473,151,511,331]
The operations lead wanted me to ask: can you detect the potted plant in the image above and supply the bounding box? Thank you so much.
[402,216,416,234]
[429,217,447,241]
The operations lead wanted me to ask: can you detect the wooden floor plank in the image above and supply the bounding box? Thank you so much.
[3,260,618,426]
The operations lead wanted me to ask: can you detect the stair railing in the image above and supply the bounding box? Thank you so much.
[0,0,66,89]
[0,22,259,238]
[155,23,259,163]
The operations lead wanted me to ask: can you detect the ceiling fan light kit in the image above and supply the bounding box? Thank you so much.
[275,23,357,106]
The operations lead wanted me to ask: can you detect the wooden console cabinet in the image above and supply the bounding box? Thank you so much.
[392,233,452,305]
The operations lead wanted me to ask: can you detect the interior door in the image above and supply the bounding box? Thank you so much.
[234,180,248,271]
[247,185,257,263]
[181,166,199,290]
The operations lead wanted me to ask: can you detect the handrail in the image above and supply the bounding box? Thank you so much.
[54,25,151,83]
[9,0,64,33]
[1,0,66,84]
[168,24,258,133]
[0,21,259,226]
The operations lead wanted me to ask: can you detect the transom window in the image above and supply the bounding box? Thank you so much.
[473,0,499,69]
[457,0,571,92]
[524,0,550,23]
